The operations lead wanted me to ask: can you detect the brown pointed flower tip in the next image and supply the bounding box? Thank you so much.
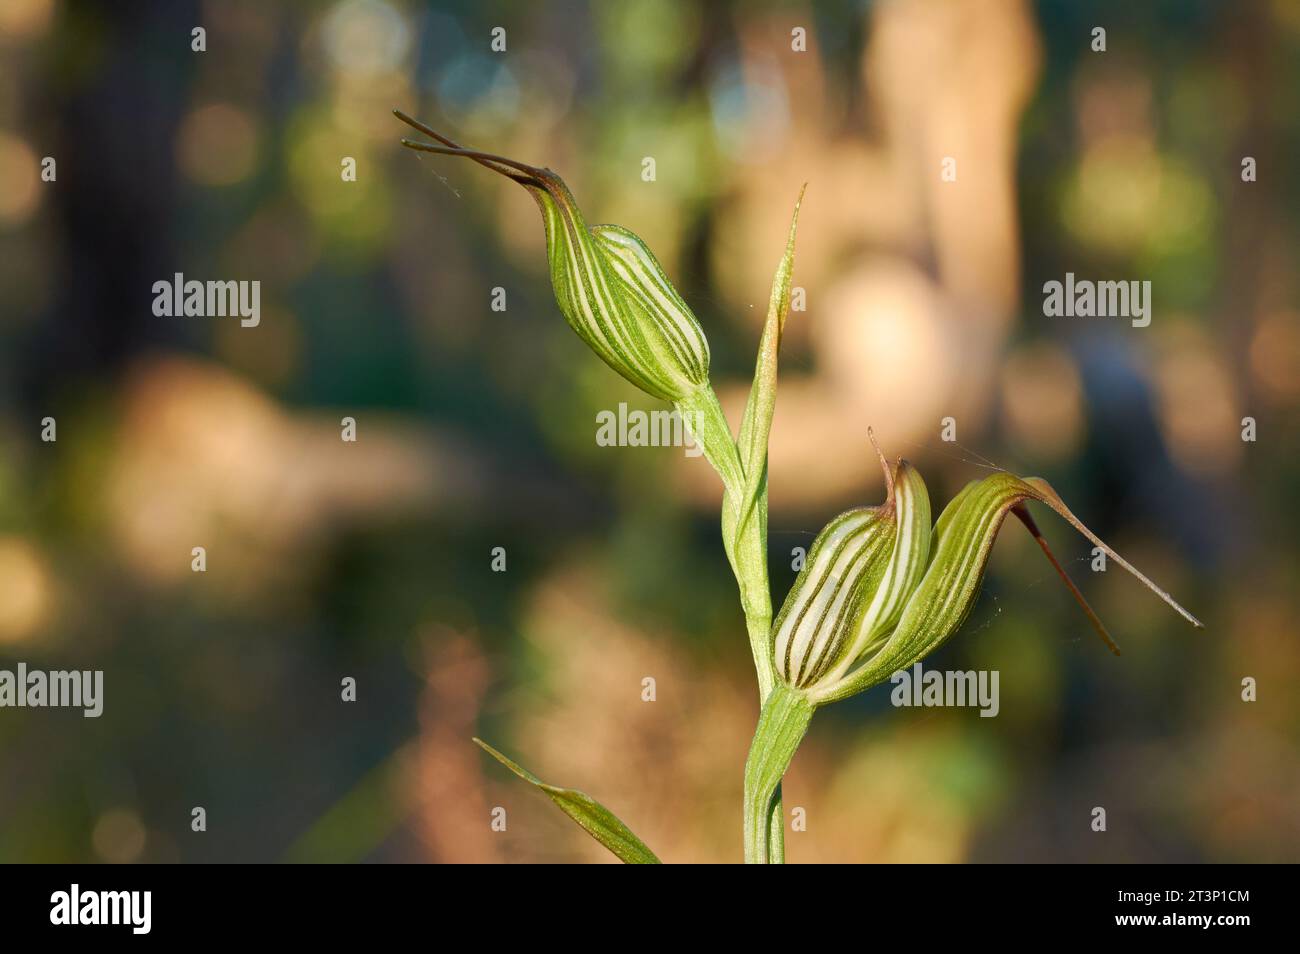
[394,108,713,403]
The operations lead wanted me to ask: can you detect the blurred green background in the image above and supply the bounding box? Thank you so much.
[0,0,1297,863]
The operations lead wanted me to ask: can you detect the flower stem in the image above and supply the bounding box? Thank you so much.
[679,386,792,861]
[769,783,786,863]
[744,682,815,863]
[676,387,744,491]
[679,389,777,688]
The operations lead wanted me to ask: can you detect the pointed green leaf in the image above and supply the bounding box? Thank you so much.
[473,738,661,864]
[707,188,805,696]
[733,186,806,543]
[737,187,805,474]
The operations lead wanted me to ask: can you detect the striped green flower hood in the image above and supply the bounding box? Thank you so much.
[774,436,1203,705]
[396,111,709,402]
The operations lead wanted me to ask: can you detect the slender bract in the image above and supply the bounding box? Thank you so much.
[727,186,806,689]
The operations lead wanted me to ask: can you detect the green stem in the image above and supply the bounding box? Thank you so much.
[769,783,786,863]
[743,682,815,863]
[745,615,787,862]
[727,485,775,669]
[676,387,744,493]
[743,613,775,711]
[680,389,776,686]
[679,386,791,861]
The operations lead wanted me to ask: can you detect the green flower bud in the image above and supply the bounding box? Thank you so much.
[771,438,931,690]
[396,111,709,402]
[772,506,895,689]
[819,456,931,683]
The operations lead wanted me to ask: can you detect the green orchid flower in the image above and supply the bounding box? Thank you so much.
[395,110,709,404]
[744,433,1203,862]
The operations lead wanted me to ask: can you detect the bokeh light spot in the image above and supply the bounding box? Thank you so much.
[177,103,261,187]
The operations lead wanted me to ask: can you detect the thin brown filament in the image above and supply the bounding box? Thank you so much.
[1012,503,1122,656]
